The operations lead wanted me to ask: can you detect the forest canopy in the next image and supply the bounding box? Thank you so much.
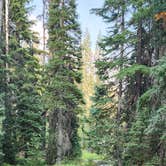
[0,0,165,166]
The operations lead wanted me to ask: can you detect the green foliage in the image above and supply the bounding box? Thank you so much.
[88,1,128,165]
[0,130,4,165]
[117,64,150,79]
[87,84,118,159]
[0,0,44,164]
[153,0,166,14]
[0,42,4,166]
[16,152,45,166]
[46,0,83,164]
[0,0,165,165]
[54,150,104,166]
[80,30,99,110]
[89,0,166,165]
[124,55,166,165]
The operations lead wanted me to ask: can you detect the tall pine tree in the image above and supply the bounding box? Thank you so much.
[1,0,43,164]
[0,0,4,164]
[89,0,166,165]
[46,0,83,164]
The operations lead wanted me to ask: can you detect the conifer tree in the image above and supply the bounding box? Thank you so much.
[0,0,4,163]
[89,1,129,165]
[2,0,16,163]
[1,0,43,164]
[89,0,165,165]
[81,30,97,111]
[80,30,100,149]
[46,0,83,164]
[124,1,166,165]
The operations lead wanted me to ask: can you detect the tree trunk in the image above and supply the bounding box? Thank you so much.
[47,109,73,165]
[41,0,47,151]
[5,0,9,53]
[56,110,72,163]
[116,4,125,166]
[42,0,47,65]
[136,20,143,98]
[0,0,3,34]
[56,110,64,164]
[3,0,15,164]
[159,143,165,166]
[47,0,80,164]
[47,110,58,165]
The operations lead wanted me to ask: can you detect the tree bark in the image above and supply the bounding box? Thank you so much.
[136,20,143,98]
[160,143,165,166]
[47,110,57,165]
[5,0,9,54]
[47,0,80,164]
[116,3,125,166]
[47,109,73,165]
[42,0,47,65]
[0,0,3,34]
[3,0,16,164]
[41,0,47,151]
[56,110,72,163]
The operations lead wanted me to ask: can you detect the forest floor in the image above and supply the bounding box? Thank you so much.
[2,150,110,166]
[54,150,110,166]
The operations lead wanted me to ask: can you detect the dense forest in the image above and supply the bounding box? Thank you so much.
[0,0,165,166]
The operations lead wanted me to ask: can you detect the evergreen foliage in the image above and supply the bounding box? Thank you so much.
[1,0,43,164]
[0,0,165,165]
[46,0,83,164]
[88,0,166,165]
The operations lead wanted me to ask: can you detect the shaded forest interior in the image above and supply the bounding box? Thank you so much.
[0,0,166,166]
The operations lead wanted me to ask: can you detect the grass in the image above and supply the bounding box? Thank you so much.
[82,150,103,160]
[54,150,104,166]
[2,150,105,166]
